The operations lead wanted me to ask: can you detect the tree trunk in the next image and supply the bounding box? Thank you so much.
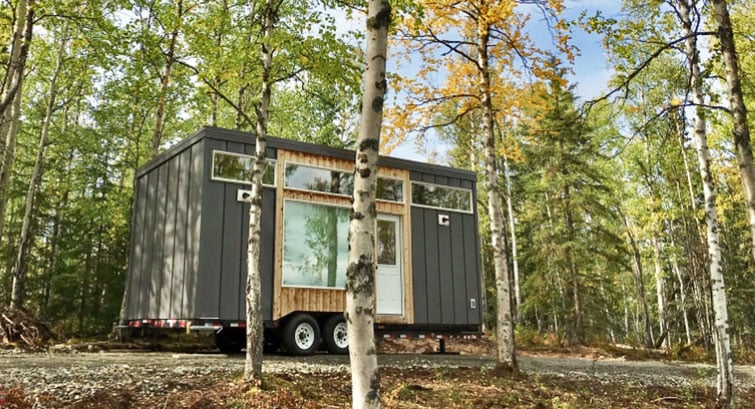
[0,0,34,246]
[652,237,669,349]
[478,22,515,370]
[502,153,521,318]
[623,213,654,347]
[244,0,277,385]
[679,1,734,405]
[10,33,66,309]
[345,1,390,407]
[151,0,183,157]
[711,0,755,269]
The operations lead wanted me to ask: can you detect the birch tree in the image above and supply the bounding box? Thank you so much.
[0,0,34,246]
[345,0,390,407]
[391,0,572,370]
[244,0,280,385]
[711,0,755,268]
[677,0,734,405]
[10,27,68,309]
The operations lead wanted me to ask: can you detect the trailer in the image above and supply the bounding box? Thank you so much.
[123,126,483,355]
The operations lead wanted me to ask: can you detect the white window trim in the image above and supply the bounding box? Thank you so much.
[410,181,474,214]
[280,198,351,290]
[210,150,276,187]
[283,161,405,203]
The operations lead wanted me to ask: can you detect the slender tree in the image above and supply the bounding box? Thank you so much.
[677,0,734,405]
[244,0,280,385]
[345,0,390,407]
[0,0,34,247]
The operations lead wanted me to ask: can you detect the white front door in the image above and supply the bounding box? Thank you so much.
[376,214,403,315]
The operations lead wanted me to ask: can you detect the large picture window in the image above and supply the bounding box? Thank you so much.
[282,200,350,288]
[211,151,275,185]
[411,182,472,213]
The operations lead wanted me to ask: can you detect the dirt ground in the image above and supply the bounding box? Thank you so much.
[2,334,755,408]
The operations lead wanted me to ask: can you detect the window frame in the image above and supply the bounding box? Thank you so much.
[210,150,276,187]
[283,161,405,203]
[280,198,351,290]
[410,181,474,214]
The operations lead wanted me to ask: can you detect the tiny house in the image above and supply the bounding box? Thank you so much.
[123,126,482,355]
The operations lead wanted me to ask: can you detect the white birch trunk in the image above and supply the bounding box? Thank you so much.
[10,32,65,309]
[710,0,755,268]
[244,0,276,385]
[652,237,668,349]
[345,1,390,407]
[503,153,521,317]
[151,0,183,157]
[679,1,734,405]
[0,0,33,245]
[477,24,515,370]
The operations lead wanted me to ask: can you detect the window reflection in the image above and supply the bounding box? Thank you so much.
[377,220,396,265]
[285,164,353,195]
[282,200,350,288]
[411,182,472,212]
[212,151,275,185]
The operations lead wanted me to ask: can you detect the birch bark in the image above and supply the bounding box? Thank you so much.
[0,0,34,245]
[244,0,277,385]
[345,0,390,407]
[678,1,734,405]
[710,0,755,268]
[477,22,515,370]
[10,33,66,309]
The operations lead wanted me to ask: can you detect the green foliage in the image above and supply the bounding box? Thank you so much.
[0,0,364,337]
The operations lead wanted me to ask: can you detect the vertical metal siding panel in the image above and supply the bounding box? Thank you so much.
[238,198,249,321]
[450,212,467,324]
[423,209,441,323]
[184,140,204,317]
[220,181,241,320]
[139,171,157,317]
[463,212,482,324]
[260,187,276,321]
[161,156,179,318]
[197,139,224,318]
[218,141,245,320]
[172,151,189,318]
[151,164,169,317]
[437,210,454,324]
[410,206,428,324]
[127,176,149,319]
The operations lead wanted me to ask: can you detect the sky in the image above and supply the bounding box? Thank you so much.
[386,0,625,162]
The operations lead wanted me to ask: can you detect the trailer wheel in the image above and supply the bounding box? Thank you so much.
[322,315,349,354]
[215,328,244,354]
[282,314,320,356]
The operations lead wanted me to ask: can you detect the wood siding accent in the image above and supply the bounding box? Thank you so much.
[272,148,412,322]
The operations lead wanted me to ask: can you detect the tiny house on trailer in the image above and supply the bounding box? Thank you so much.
[123,126,482,355]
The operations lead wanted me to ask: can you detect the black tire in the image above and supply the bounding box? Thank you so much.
[215,328,244,354]
[322,315,349,354]
[282,313,321,356]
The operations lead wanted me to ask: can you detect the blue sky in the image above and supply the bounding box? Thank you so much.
[387,0,625,162]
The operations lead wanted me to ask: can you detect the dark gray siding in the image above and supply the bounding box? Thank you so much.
[125,138,204,320]
[410,172,482,326]
[126,126,480,328]
[198,137,277,321]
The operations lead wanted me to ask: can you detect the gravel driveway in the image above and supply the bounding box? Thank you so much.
[1,350,754,406]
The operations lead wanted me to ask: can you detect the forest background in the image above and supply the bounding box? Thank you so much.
[0,0,754,365]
